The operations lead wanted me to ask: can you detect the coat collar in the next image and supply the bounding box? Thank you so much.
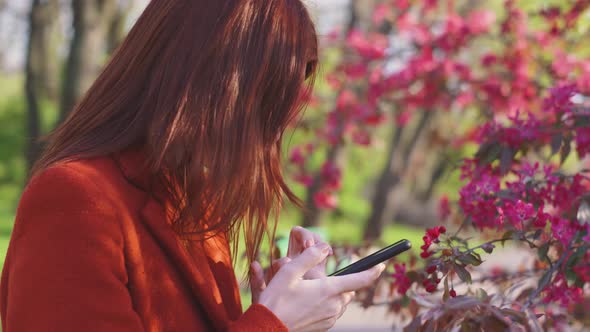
[112,147,243,329]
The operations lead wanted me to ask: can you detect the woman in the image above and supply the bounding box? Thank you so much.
[0,1,385,331]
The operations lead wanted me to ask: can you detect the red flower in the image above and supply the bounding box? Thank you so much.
[425,265,437,274]
[320,162,342,190]
[438,196,451,220]
[420,226,447,259]
[289,147,306,166]
[391,264,412,296]
[313,191,338,210]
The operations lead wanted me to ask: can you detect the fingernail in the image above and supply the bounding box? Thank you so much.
[377,264,386,273]
[317,243,330,254]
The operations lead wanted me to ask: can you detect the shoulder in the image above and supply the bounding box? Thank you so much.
[22,157,122,211]
[13,157,127,240]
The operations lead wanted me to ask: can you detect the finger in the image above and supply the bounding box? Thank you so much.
[342,291,355,305]
[313,232,333,255]
[276,243,331,282]
[267,257,292,283]
[335,292,353,319]
[272,257,292,269]
[329,263,386,294]
[288,226,316,257]
[249,261,266,304]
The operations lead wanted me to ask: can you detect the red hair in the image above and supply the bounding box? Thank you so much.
[33,0,318,267]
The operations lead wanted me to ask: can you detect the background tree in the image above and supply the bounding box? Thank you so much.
[24,0,59,170]
[60,0,119,121]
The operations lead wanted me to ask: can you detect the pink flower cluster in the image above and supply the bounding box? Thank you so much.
[543,274,584,308]
[420,226,446,259]
[391,263,412,296]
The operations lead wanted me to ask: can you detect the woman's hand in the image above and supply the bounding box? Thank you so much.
[254,243,385,332]
[287,226,331,279]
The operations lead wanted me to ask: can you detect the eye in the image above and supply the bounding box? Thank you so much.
[305,61,315,79]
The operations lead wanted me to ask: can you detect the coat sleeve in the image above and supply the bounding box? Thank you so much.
[226,304,288,332]
[1,165,145,332]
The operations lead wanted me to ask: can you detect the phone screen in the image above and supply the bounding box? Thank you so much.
[329,239,412,276]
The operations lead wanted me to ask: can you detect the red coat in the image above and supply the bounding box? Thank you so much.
[0,149,287,331]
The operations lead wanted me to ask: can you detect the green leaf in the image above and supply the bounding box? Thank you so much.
[565,247,585,269]
[400,295,411,307]
[455,264,472,284]
[476,142,502,165]
[500,147,515,175]
[406,271,420,282]
[550,134,562,155]
[475,288,489,300]
[458,253,483,266]
[481,316,509,330]
[501,308,526,323]
[537,242,550,262]
[565,269,579,283]
[501,230,517,246]
[531,229,543,240]
[560,139,572,164]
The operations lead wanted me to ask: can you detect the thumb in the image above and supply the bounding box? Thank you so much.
[276,243,331,282]
[249,261,266,304]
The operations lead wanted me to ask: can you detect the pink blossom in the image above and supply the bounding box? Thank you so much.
[393,0,410,11]
[543,274,583,307]
[352,129,371,146]
[533,207,551,228]
[326,74,342,90]
[395,111,412,126]
[320,162,342,190]
[372,3,389,25]
[551,217,578,246]
[575,126,590,158]
[542,84,577,114]
[294,174,313,187]
[552,174,586,213]
[459,173,502,230]
[467,11,496,34]
[364,112,386,126]
[439,196,451,220]
[336,90,358,110]
[481,53,498,67]
[346,30,388,60]
[502,200,535,230]
[421,0,438,12]
[289,147,306,166]
[313,191,338,210]
[420,226,446,258]
[344,63,368,79]
[391,263,412,296]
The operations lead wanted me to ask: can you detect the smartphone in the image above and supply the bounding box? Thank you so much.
[329,239,412,276]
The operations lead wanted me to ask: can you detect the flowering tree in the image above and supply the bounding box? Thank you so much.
[288,0,590,330]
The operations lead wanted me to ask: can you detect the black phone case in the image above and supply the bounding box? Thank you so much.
[329,239,412,276]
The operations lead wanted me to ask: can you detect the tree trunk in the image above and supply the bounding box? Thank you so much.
[25,0,59,172]
[300,0,359,227]
[363,123,405,241]
[417,155,447,202]
[60,0,117,121]
[302,143,347,227]
[363,110,434,241]
[106,0,133,54]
